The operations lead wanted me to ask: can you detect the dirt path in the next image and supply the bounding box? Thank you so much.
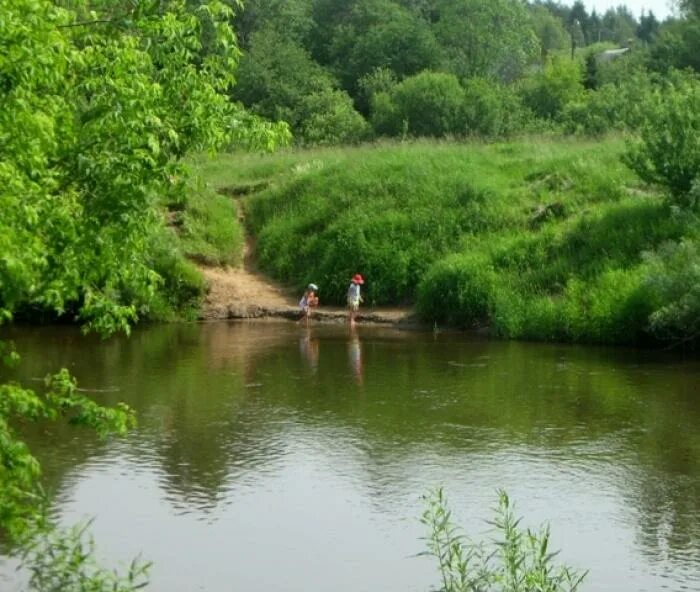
[198,217,418,326]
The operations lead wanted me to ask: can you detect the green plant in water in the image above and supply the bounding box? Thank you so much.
[421,488,587,592]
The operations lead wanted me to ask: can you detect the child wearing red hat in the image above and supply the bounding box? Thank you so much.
[347,273,364,326]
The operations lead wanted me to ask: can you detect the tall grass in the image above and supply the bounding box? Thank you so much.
[197,137,697,344]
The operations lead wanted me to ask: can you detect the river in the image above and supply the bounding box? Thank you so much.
[1,321,699,591]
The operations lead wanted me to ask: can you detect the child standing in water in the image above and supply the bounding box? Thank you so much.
[299,283,319,323]
[346,274,364,326]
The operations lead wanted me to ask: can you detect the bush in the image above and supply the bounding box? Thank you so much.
[417,254,496,327]
[148,231,206,321]
[462,78,528,137]
[370,71,466,137]
[520,57,585,121]
[558,267,653,343]
[643,238,700,343]
[561,72,655,135]
[297,89,371,145]
[233,28,367,146]
[21,522,151,592]
[357,67,398,115]
[623,71,700,203]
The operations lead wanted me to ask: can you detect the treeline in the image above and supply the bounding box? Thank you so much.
[229,0,699,143]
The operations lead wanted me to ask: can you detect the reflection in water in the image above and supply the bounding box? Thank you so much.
[347,326,363,385]
[300,328,320,372]
[0,322,699,592]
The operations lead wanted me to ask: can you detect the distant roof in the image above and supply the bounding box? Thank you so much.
[598,48,631,61]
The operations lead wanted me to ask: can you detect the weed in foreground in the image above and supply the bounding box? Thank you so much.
[421,488,587,592]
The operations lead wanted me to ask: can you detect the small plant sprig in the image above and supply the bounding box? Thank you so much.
[421,488,587,592]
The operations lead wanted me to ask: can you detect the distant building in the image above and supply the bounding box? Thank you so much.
[598,47,631,62]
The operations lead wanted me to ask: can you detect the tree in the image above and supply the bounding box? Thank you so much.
[233,0,314,48]
[600,6,638,45]
[588,9,602,44]
[311,0,440,97]
[624,73,700,203]
[568,0,590,45]
[637,10,660,43]
[0,0,288,333]
[678,0,700,17]
[233,27,366,144]
[529,4,570,62]
[234,27,336,123]
[370,71,466,137]
[433,0,538,81]
[649,17,700,73]
[520,56,585,121]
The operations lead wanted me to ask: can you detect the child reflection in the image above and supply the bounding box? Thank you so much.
[299,328,319,372]
[348,326,364,385]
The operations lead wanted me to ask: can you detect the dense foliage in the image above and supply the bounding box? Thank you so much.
[230,0,700,148]
[0,0,287,331]
[624,73,700,202]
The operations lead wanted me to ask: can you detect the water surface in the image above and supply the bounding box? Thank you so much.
[1,322,699,591]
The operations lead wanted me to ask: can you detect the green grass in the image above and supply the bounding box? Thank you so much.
[160,169,245,265]
[177,182,244,267]
[193,136,697,344]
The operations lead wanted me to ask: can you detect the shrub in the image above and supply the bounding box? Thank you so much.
[559,267,653,343]
[520,57,585,121]
[370,71,466,137]
[561,72,655,135]
[21,521,151,592]
[417,254,497,327]
[148,232,206,321]
[297,89,371,145]
[357,67,398,115]
[642,238,700,343]
[369,90,403,137]
[623,72,700,204]
[462,78,528,137]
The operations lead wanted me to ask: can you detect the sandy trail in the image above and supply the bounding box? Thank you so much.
[198,225,416,326]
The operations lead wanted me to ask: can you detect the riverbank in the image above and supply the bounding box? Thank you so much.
[192,178,419,327]
[186,136,697,346]
[196,242,418,326]
[197,262,417,325]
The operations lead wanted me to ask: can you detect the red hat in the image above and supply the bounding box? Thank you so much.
[352,273,364,284]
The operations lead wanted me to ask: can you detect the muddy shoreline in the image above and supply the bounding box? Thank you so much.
[198,302,423,328]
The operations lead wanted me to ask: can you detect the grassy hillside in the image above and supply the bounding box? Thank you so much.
[192,137,697,344]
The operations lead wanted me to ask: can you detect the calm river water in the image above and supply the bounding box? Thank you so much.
[1,321,699,591]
